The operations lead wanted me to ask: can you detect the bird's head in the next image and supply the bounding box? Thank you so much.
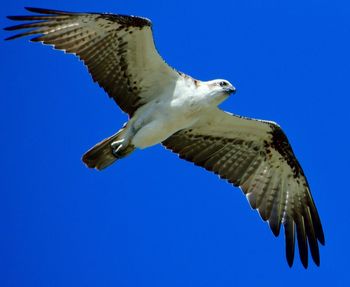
[203,79,236,106]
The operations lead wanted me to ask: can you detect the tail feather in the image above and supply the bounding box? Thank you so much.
[82,128,134,170]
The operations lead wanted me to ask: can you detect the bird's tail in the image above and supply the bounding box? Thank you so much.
[82,127,135,170]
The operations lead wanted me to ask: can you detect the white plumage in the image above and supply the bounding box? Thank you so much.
[5,7,324,268]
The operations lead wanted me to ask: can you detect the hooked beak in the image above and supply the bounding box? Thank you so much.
[226,85,236,95]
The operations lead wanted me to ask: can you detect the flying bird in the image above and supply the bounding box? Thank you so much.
[5,7,324,268]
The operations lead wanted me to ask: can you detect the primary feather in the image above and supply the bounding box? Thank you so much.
[5,7,324,268]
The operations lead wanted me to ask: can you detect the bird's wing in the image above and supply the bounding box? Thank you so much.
[5,7,180,116]
[162,108,325,268]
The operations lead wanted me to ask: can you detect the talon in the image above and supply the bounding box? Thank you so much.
[111,139,124,148]
[112,148,123,159]
[110,137,134,160]
[115,144,124,153]
[111,141,128,159]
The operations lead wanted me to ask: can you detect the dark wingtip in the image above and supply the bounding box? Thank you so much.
[24,7,72,15]
[4,25,14,31]
[29,35,43,42]
[286,254,294,268]
[25,7,43,12]
[269,220,281,237]
[271,229,280,237]
[4,35,15,41]
[318,232,325,246]
[25,7,53,14]
[314,257,320,267]
[301,257,308,269]
[284,219,295,268]
[4,34,26,41]
[7,15,25,20]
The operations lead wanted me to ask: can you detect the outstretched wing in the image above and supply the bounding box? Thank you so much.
[5,7,179,116]
[163,108,325,268]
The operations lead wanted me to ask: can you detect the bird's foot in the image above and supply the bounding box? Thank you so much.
[111,139,134,159]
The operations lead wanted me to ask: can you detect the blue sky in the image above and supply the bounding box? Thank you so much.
[1,0,349,286]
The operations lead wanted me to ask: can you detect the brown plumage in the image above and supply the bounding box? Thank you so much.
[163,110,324,267]
[5,7,325,268]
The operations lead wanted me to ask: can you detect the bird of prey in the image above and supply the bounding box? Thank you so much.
[5,7,324,268]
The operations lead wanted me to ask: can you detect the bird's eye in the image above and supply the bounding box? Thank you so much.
[219,81,228,87]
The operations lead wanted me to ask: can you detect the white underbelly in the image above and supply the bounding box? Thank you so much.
[129,80,206,149]
[130,104,198,149]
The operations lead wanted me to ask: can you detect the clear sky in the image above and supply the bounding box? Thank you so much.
[1,1,349,286]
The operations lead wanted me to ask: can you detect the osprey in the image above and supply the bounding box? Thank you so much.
[5,7,324,268]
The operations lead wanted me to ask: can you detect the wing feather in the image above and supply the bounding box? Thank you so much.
[5,7,180,116]
[163,109,324,267]
[268,175,284,236]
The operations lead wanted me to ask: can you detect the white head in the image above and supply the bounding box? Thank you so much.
[200,79,236,106]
